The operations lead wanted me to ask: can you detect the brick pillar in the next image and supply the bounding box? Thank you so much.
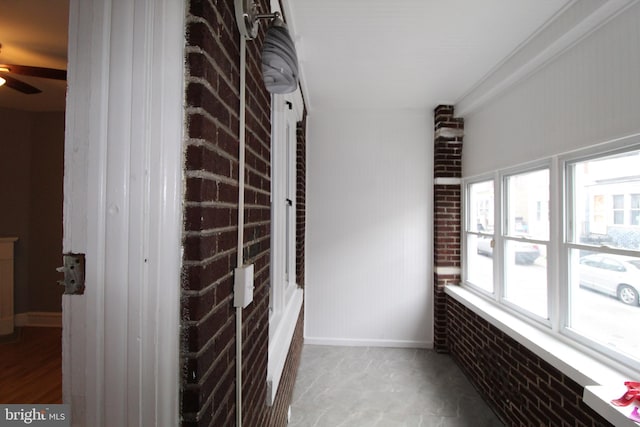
[433,105,463,353]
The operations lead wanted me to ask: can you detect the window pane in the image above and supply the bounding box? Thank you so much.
[613,194,624,209]
[503,169,549,317]
[631,194,640,226]
[468,181,493,233]
[568,249,640,362]
[503,240,547,318]
[466,180,494,292]
[612,195,624,225]
[571,151,640,250]
[466,234,493,292]
[505,169,549,240]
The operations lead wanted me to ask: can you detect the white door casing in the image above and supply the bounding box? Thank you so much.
[63,0,184,425]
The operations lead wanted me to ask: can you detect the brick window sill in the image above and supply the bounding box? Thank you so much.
[445,285,639,427]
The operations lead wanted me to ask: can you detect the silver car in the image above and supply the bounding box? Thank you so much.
[578,254,640,306]
[476,237,541,265]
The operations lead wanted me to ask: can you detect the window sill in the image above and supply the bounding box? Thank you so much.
[445,285,638,427]
[266,287,303,406]
[583,386,640,427]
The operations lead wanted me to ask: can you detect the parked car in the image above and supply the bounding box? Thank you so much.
[578,254,640,306]
[476,237,540,265]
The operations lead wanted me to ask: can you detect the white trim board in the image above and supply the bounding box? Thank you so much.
[456,0,639,116]
[63,0,184,425]
[304,337,433,349]
[15,312,62,328]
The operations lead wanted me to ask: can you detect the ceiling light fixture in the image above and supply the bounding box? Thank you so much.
[234,0,299,94]
[0,76,5,87]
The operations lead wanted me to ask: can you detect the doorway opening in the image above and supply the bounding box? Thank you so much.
[0,0,69,404]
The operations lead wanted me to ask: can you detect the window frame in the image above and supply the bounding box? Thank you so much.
[463,175,497,296]
[500,163,551,323]
[560,142,640,371]
[462,138,640,375]
[267,93,304,406]
[270,98,297,323]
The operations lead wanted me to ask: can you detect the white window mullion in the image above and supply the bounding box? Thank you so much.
[549,156,562,333]
[494,171,503,303]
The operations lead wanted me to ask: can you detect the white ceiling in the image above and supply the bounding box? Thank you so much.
[287,0,571,111]
[0,0,573,114]
[0,0,69,112]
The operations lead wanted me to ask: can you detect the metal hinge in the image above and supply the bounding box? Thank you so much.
[57,253,86,295]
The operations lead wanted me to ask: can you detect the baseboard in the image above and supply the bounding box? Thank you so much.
[303,336,433,349]
[14,311,62,328]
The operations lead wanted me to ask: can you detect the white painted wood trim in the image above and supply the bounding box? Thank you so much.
[456,0,639,116]
[145,0,185,424]
[64,1,109,425]
[64,0,183,425]
[434,177,461,186]
[303,337,433,349]
[15,312,63,328]
[434,266,461,276]
[583,386,639,427]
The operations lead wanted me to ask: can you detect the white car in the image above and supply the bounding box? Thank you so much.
[578,254,640,306]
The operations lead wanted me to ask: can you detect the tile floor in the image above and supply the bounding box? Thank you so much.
[289,345,504,427]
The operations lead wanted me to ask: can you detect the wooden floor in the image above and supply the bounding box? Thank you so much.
[0,327,62,403]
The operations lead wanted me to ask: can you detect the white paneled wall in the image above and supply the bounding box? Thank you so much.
[463,1,640,177]
[306,109,433,347]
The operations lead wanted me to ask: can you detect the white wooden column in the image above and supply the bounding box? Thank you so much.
[63,0,184,425]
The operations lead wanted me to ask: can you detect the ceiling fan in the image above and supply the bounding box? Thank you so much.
[0,64,67,94]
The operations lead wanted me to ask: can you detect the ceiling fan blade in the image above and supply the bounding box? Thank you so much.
[1,75,42,94]
[1,64,66,81]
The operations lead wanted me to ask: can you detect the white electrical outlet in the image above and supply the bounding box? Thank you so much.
[233,264,254,308]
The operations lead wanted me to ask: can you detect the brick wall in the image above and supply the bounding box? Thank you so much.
[447,298,613,427]
[296,117,307,288]
[433,105,463,352]
[181,0,305,425]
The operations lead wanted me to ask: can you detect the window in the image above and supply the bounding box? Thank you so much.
[464,180,494,293]
[503,169,549,318]
[566,149,640,368]
[463,142,640,373]
[270,98,297,327]
[267,95,303,405]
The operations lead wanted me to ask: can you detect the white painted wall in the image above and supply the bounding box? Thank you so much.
[306,109,433,347]
[463,1,640,177]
